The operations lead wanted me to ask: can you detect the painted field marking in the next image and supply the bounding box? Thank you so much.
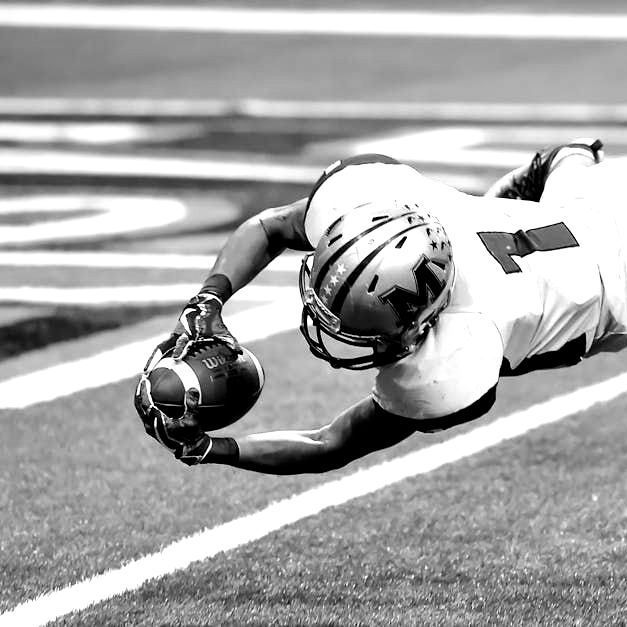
[0,148,489,193]
[2,370,626,626]
[0,148,321,184]
[308,126,530,168]
[0,284,296,306]
[3,6,627,40]
[307,126,627,167]
[0,293,302,409]
[0,195,186,245]
[0,250,302,272]
[3,99,627,123]
[0,121,204,145]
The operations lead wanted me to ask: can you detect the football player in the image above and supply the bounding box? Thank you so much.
[136,139,625,473]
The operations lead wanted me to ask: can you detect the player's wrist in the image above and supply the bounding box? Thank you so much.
[178,436,240,466]
[200,437,240,465]
[198,273,233,304]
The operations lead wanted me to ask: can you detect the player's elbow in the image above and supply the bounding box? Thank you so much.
[312,427,357,471]
[257,200,310,252]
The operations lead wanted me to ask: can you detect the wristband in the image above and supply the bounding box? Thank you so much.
[199,273,233,303]
[201,437,240,464]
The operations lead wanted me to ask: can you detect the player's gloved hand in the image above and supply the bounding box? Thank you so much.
[175,432,215,466]
[141,332,179,374]
[172,293,241,360]
[134,376,204,455]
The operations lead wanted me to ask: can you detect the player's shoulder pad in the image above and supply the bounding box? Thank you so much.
[373,311,503,421]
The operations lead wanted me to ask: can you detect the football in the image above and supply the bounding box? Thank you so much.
[148,341,264,431]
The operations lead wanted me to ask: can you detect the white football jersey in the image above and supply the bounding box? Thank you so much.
[305,158,625,421]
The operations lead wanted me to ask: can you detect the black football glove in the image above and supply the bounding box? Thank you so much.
[173,293,241,360]
[175,432,215,466]
[141,332,179,374]
[134,376,205,456]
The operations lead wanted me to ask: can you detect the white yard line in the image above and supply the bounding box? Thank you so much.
[0,284,296,306]
[2,370,626,626]
[0,148,322,184]
[0,121,204,145]
[2,6,627,40]
[0,250,303,272]
[3,99,627,123]
[0,293,302,409]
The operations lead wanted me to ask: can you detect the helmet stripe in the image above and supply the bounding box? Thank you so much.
[329,223,427,316]
[314,212,413,291]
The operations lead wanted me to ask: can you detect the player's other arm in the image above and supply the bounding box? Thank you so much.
[181,396,419,474]
[144,197,312,363]
[206,197,311,297]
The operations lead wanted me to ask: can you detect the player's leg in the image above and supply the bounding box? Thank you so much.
[560,157,627,345]
[484,138,604,201]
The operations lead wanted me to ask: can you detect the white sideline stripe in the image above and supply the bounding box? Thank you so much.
[0,284,296,306]
[3,6,627,40]
[0,294,302,409]
[3,99,627,123]
[0,148,322,184]
[2,372,627,627]
[0,251,302,272]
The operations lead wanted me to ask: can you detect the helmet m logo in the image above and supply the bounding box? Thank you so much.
[378,256,446,325]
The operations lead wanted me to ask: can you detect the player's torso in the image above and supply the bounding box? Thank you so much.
[374,192,609,420]
[303,156,614,420]
[436,193,606,372]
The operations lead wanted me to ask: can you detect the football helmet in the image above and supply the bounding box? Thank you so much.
[299,201,455,369]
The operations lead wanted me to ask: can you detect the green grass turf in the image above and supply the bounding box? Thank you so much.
[0,329,373,611]
[0,297,259,380]
[2,326,627,615]
[61,377,627,626]
[3,264,296,289]
[0,266,295,359]
[0,303,178,359]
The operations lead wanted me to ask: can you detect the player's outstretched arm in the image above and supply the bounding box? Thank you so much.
[178,396,419,474]
[179,197,311,355]
[207,197,311,295]
[141,197,312,366]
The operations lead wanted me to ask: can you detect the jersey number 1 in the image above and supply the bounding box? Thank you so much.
[476,222,579,274]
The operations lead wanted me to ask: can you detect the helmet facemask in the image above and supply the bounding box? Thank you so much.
[299,204,455,370]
